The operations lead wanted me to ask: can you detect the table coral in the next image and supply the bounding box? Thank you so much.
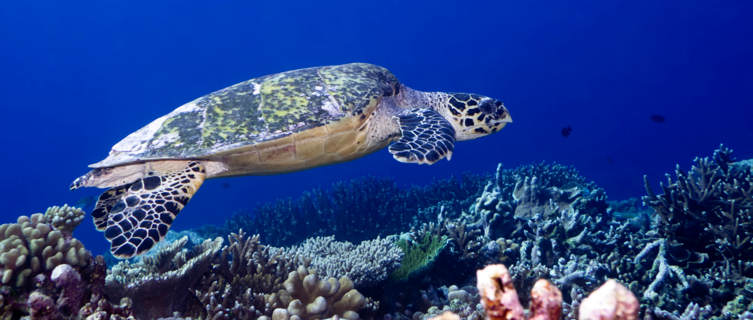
[105,235,223,319]
[283,235,403,288]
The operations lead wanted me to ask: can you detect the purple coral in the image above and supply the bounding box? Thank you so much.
[27,291,60,320]
[51,264,84,313]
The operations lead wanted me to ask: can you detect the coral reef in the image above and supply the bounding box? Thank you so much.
[283,235,403,288]
[193,230,368,320]
[6,146,752,319]
[194,229,297,319]
[0,206,107,319]
[641,145,753,315]
[1,213,90,290]
[105,236,223,319]
[204,175,487,246]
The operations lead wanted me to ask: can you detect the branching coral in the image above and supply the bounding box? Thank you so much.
[105,236,223,319]
[642,145,753,313]
[283,235,403,288]
[192,230,368,320]
[0,207,95,319]
[207,175,487,246]
[643,145,753,273]
[195,229,299,319]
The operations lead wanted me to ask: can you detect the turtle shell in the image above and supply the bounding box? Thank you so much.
[92,63,400,168]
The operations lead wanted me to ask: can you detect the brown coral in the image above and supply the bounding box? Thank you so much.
[0,213,90,289]
[268,266,366,320]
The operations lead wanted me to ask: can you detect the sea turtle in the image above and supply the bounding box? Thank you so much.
[71,63,511,258]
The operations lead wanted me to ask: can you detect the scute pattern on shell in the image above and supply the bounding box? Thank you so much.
[98,63,399,166]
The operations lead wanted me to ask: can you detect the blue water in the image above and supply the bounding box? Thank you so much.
[1,1,752,255]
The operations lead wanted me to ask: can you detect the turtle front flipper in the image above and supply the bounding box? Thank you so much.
[389,108,456,165]
[92,161,206,258]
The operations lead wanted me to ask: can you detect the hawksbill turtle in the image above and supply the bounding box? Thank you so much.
[71,63,511,258]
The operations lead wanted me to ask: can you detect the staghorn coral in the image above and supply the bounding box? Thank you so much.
[195,229,299,319]
[643,145,753,271]
[283,235,403,288]
[105,235,223,319]
[642,145,753,314]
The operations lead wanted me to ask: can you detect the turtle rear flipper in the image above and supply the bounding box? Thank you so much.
[92,161,206,258]
[389,108,456,165]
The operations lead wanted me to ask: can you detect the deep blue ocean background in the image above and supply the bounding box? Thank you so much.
[1,1,752,255]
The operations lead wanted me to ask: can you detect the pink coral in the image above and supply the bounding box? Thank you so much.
[529,279,562,320]
[578,279,639,320]
[476,264,525,320]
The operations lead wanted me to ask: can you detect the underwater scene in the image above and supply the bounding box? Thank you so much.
[1,1,752,319]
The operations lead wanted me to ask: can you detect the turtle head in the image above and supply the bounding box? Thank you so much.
[443,93,512,141]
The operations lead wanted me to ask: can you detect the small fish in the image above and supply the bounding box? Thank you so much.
[650,114,665,123]
[222,182,231,189]
[561,126,572,137]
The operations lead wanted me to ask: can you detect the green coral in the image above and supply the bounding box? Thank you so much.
[389,233,448,282]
